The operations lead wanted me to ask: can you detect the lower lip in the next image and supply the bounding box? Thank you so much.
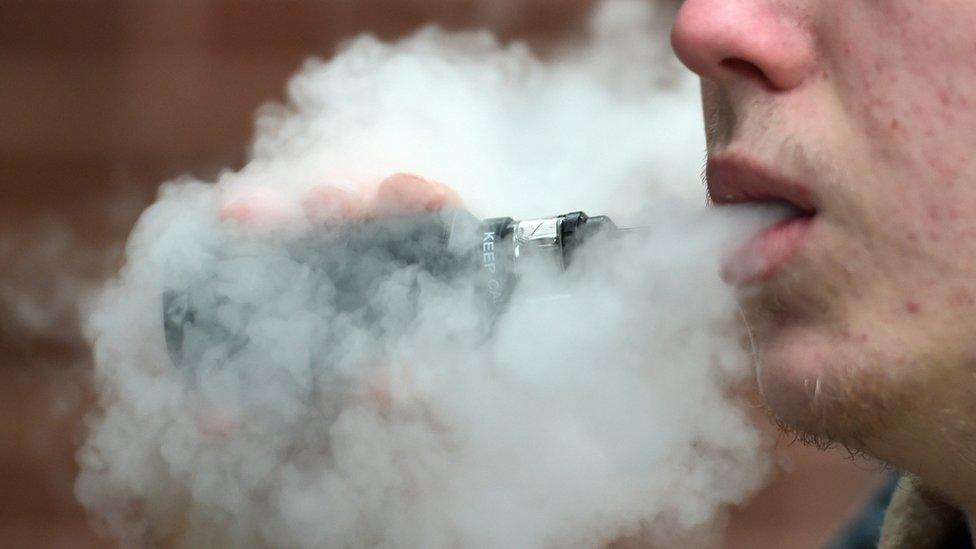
[721,215,814,285]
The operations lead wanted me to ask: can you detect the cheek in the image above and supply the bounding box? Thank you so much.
[826,6,976,189]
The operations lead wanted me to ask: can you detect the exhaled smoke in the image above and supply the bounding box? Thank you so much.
[76,1,776,547]
[0,217,119,346]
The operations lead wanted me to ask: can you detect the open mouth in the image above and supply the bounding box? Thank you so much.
[721,202,815,285]
[706,156,818,285]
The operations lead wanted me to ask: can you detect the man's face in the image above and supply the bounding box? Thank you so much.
[671,1,976,452]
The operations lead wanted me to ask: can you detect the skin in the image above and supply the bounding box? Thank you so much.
[670,0,976,523]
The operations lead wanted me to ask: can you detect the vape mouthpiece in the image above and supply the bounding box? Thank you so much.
[163,210,633,369]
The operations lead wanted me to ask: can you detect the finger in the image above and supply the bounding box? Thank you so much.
[219,187,294,229]
[372,173,463,217]
[301,185,367,225]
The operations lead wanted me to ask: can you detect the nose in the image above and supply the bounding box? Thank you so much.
[671,0,816,92]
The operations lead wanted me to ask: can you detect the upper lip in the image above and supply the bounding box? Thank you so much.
[706,154,817,213]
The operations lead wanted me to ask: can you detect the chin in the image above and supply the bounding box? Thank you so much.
[753,324,833,431]
[750,314,912,451]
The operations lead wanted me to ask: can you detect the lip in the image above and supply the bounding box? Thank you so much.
[707,153,818,285]
[707,154,817,211]
[720,215,814,285]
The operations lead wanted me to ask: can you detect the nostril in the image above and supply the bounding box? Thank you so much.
[720,58,774,89]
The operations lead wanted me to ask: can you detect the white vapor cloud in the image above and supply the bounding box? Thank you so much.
[76,2,775,547]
